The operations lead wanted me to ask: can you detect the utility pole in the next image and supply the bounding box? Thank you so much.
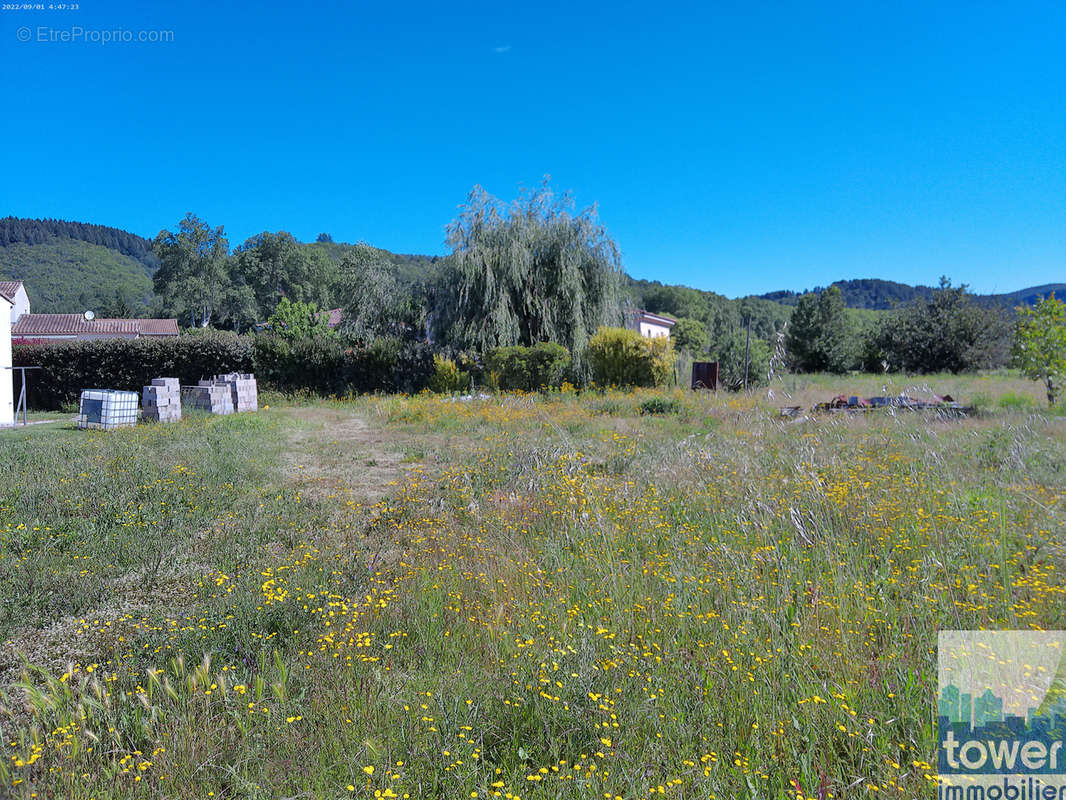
[743,315,752,391]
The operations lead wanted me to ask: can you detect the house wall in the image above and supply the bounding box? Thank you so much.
[639,321,672,338]
[0,300,12,427]
[9,285,29,324]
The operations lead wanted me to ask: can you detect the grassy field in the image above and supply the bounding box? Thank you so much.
[0,374,1063,799]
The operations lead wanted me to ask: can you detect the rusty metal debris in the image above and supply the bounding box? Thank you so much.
[780,393,973,418]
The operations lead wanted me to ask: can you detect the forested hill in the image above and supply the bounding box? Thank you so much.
[993,283,1066,308]
[760,278,1066,310]
[626,277,794,341]
[0,217,156,314]
[0,217,158,270]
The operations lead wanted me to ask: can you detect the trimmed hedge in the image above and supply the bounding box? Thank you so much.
[13,331,253,410]
[252,335,435,396]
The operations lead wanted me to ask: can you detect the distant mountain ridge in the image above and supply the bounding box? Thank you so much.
[759,278,1065,310]
[0,217,158,271]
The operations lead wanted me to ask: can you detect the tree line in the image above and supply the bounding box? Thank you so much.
[779,280,1012,374]
[146,179,1065,402]
[151,180,628,356]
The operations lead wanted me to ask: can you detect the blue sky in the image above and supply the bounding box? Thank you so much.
[1,0,1063,297]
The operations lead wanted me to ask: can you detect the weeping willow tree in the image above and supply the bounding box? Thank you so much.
[441,179,624,354]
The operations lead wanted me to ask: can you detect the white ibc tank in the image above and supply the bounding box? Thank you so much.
[78,389,139,430]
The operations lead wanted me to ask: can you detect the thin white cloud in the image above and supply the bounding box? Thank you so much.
[493,45,511,54]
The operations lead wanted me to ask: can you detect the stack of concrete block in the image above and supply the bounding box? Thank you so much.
[142,378,182,423]
[182,381,235,415]
[214,372,258,413]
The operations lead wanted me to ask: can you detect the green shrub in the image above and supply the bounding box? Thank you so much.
[13,330,253,410]
[639,396,681,415]
[266,298,335,340]
[586,327,674,388]
[428,355,469,393]
[485,342,571,391]
[527,342,571,389]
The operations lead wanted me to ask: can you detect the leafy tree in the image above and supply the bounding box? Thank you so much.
[316,232,334,243]
[266,297,335,340]
[152,213,231,328]
[232,231,335,317]
[671,317,708,354]
[1013,293,1066,406]
[98,289,135,319]
[443,179,624,353]
[711,330,771,390]
[862,278,1009,373]
[785,286,852,373]
[337,243,425,342]
[217,278,261,332]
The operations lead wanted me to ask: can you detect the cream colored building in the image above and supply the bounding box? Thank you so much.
[626,309,677,339]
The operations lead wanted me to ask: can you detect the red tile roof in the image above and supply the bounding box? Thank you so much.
[133,319,181,336]
[0,281,23,299]
[11,315,179,337]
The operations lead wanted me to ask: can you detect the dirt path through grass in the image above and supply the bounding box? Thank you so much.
[278,405,420,503]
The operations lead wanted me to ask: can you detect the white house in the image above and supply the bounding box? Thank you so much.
[0,281,30,324]
[0,289,13,427]
[626,309,677,339]
[0,282,179,341]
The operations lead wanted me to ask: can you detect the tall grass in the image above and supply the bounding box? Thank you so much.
[0,376,1062,799]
